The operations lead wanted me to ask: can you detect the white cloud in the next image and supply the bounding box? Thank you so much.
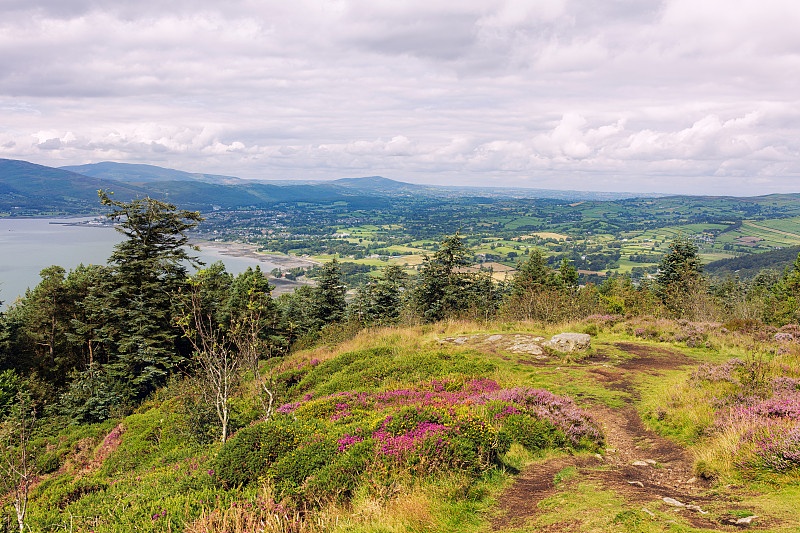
[0,0,799,194]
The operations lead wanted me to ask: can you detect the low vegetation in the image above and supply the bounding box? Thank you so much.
[1,193,800,531]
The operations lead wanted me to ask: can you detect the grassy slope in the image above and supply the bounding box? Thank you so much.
[17,319,800,532]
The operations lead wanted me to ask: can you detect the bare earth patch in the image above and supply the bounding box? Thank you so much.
[488,341,780,532]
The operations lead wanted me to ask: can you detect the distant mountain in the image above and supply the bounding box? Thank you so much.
[2,158,665,215]
[0,159,148,215]
[437,185,661,201]
[58,162,659,201]
[59,161,248,185]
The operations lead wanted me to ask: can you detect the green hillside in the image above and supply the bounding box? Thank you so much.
[0,159,147,215]
[7,319,800,532]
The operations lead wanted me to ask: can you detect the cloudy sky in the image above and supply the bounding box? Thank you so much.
[1,0,800,195]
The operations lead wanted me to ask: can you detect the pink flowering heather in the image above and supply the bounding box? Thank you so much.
[737,421,800,474]
[276,378,501,418]
[371,421,453,461]
[336,434,364,452]
[471,387,603,446]
[772,377,800,392]
[744,392,800,420]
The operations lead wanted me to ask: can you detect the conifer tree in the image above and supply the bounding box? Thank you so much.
[96,191,203,402]
[413,233,495,322]
[655,237,706,317]
[313,258,347,325]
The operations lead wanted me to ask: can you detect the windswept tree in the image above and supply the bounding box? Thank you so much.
[96,191,203,403]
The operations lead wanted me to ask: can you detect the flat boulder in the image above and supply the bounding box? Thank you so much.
[543,332,591,353]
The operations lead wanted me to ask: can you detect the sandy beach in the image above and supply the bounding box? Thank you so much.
[192,240,321,270]
[191,240,320,296]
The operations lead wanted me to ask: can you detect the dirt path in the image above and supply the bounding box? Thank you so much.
[489,342,766,532]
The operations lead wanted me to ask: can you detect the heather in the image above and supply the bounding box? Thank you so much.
[214,376,603,505]
[8,323,607,532]
[643,330,800,482]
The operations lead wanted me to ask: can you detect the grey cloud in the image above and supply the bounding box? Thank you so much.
[1,0,799,195]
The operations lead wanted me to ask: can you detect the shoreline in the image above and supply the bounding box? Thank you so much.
[191,239,322,270]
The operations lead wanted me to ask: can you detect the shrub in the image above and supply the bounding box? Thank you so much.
[213,419,300,487]
[736,421,800,476]
[305,439,374,503]
[503,414,565,451]
[268,437,338,497]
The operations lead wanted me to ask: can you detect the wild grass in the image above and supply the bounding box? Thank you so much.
[15,316,800,532]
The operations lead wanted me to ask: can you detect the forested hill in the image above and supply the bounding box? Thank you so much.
[2,158,653,215]
[705,244,800,278]
[0,159,149,213]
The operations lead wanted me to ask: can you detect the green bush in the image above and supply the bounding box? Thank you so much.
[305,439,374,503]
[213,419,300,487]
[268,437,337,497]
[503,414,565,451]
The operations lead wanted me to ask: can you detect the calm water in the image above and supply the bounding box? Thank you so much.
[0,217,279,308]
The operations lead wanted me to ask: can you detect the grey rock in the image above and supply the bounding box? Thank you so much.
[662,497,684,507]
[736,515,758,525]
[510,342,543,355]
[632,460,649,466]
[542,332,591,352]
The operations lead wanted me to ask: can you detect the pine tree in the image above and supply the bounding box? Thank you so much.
[313,258,347,325]
[96,191,203,402]
[655,237,707,318]
[413,233,493,322]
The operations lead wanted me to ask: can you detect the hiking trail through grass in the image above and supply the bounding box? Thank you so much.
[479,339,781,532]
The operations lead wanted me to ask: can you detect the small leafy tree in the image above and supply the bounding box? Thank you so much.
[0,393,39,533]
[770,250,800,325]
[178,265,281,440]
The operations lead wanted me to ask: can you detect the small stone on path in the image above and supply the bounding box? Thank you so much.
[632,460,649,466]
[662,497,684,507]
